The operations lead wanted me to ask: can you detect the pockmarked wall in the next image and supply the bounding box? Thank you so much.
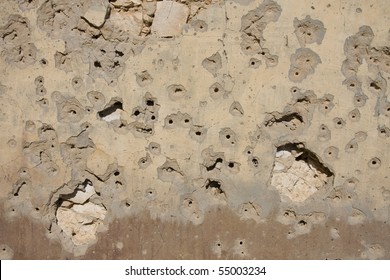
[0,0,389,259]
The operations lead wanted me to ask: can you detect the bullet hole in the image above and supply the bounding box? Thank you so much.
[98,100,123,119]
[167,84,187,101]
[219,128,237,146]
[192,19,208,32]
[40,58,48,66]
[206,157,223,171]
[209,82,223,99]
[291,87,299,94]
[145,188,156,200]
[205,179,224,194]
[72,77,82,89]
[115,50,124,57]
[250,156,259,167]
[94,61,101,68]
[298,220,307,226]
[348,109,361,122]
[265,55,278,67]
[345,139,358,153]
[34,76,44,86]
[7,138,17,148]
[368,157,381,169]
[324,146,339,160]
[244,146,253,156]
[189,125,207,142]
[146,99,154,106]
[378,126,390,138]
[356,8,362,13]
[228,162,235,168]
[36,85,46,96]
[87,91,105,109]
[318,124,331,141]
[37,98,49,108]
[333,117,346,128]
[136,71,153,87]
[249,58,261,68]
[353,94,367,107]
[114,171,120,176]
[138,154,152,169]
[148,142,161,155]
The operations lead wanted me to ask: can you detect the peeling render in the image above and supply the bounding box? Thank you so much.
[0,0,390,260]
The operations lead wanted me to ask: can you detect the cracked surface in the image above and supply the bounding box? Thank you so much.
[0,0,390,259]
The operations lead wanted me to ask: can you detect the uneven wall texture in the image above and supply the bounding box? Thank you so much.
[0,0,390,259]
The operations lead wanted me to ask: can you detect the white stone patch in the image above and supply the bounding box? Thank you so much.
[271,149,328,202]
[56,184,107,246]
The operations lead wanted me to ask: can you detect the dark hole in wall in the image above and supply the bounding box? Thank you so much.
[205,179,224,194]
[206,158,223,171]
[265,112,304,127]
[276,143,334,179]
[98,101,123,118]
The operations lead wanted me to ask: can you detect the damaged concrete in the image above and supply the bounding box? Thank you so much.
[0,0,390,260]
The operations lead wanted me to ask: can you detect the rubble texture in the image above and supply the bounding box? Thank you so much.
[0,0,389,259]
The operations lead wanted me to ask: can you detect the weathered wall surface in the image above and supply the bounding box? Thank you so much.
[0,0,389,259]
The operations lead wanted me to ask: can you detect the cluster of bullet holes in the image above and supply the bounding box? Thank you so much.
[289,48,321,82]
[293,15,326,47]
[240,0,281,64]
[164,111,192,129]
[34,76,46,96]
[219,127,237,146]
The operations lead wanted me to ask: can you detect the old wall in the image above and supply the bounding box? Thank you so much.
[0,0,389,259]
